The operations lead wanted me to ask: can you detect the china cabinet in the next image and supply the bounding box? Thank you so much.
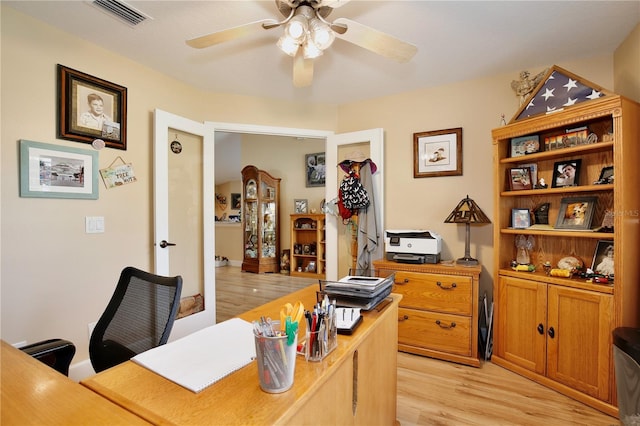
[241,165,280,274]
[491,94,640,416]
[290,214,326,279]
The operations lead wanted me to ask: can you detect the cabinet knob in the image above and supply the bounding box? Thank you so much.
[394,278,409,285]
[436,281,457,290]
[435,320,456,329]
[547,327,555,339]
[537,323,544,335]
[398,315,409,322]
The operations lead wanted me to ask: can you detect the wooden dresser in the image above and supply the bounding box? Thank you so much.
[374,259,481,367]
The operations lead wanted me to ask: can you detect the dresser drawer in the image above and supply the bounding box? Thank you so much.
[393,271,472,315]
[398,307,472,356]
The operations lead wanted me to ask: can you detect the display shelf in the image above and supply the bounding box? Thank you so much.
[491,93,640,417]
[290,214,326,279]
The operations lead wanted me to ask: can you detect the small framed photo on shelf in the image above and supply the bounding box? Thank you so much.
[510,135,540,157]
[594,166,614,185]
[591,240,614,276]
[511,208,531,229]
[294,199,308,214]
[552,159,582,188]
[517,163,538,188]
[555,196,597,230]
[508,167,533,191]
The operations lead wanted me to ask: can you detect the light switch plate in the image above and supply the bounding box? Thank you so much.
[85,216,105,233]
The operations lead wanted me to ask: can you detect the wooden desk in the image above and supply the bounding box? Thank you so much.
[81,285,400,425]
[1,340,149,425]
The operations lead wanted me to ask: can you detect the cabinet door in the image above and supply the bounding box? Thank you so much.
[353,303,398,425]
[547,286,612,401]
[496,276,546,374]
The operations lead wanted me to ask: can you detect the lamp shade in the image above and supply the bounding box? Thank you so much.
[444,195,491,224]
[444,195,490,266]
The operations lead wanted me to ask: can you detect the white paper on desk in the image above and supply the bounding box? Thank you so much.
[131,317,256,393]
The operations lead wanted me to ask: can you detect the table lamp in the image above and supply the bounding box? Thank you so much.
[444,195,491,266]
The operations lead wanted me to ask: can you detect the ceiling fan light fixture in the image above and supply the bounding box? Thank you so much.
[277,34,300,56]
[302,40,323,59]
[285,15,308,41]
[308,18,335,50]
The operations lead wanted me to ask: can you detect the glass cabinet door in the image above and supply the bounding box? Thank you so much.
[261,181,276,259]
[244,179,258,259]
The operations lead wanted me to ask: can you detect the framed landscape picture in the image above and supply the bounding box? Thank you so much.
[20,139,98,199]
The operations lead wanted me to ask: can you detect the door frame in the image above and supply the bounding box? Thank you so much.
[326,129,384,279]
[155,113,383,339]
[154,109,213,339]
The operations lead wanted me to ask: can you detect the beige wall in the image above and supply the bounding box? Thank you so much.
[614,23,640,102]
[1,4,636,367]
[0,6,336,362]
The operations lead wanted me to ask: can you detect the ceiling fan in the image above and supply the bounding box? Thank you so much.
[186,0,418,88]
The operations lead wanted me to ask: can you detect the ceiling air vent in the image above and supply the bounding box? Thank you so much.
[91,0,151,26]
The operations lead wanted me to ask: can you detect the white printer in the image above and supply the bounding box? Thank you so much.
[384,230,442,264]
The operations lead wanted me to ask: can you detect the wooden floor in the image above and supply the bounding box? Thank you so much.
[216,266,618,426]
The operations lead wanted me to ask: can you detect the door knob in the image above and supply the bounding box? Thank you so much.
[159,240,176,248]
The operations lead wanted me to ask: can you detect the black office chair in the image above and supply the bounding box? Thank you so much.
[20,338,76,376]
[89,266,182,373]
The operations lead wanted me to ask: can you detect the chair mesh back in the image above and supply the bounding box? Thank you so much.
[103,275,178,354]
[90,266,182,372]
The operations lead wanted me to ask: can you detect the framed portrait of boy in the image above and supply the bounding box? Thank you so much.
[57,64,128,150]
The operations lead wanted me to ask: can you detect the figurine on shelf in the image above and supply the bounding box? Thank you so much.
[535,178,548,189]
[515,234,535,265]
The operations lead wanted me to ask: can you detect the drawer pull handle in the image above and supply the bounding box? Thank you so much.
[435,320,456,329]
[398,315,409,322]
[394,278,410,285]
[436,281,457,290]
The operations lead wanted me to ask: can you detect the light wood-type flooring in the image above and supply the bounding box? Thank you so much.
[215,266,618,426]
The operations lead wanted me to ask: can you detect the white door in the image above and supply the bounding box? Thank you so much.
[326,129,384,280]
[153,109,215,339]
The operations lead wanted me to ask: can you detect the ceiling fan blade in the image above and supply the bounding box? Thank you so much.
[332,18,417,63]
[317,0,351,8]
[293,52,314,88]
[186,19,279,49]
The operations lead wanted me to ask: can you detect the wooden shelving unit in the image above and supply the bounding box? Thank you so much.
[289,214,326,279]
[491,94,640,417]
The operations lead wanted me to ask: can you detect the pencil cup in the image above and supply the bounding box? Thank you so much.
[254,322,297,393]
[305,310,337,362]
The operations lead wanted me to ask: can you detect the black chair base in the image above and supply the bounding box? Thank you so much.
[20,339,75,376]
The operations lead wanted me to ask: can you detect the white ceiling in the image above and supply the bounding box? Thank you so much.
[5,1,639,106]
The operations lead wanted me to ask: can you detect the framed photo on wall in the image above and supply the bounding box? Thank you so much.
[305,152,325,187]
[57,64,128,150]
[413,127,463,178]
[19,139,99,199]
